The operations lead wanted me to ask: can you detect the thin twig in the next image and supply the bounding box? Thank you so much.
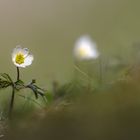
[17,94,43,108]
[42,96,48,105]
[74,64,92,81]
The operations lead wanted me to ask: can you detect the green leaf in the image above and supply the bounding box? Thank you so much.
[15,79,25,90]
[0,79,11,88]
[26,82,46,99]
[0,73,13,83]
[0,73,13,89]
[15,79,24,85]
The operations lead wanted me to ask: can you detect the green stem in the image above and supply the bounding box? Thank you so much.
[17,67,20,81]
[9,67,20,118]
[74,64,90,80]
[9,85,15,118]
[99,56,103,85]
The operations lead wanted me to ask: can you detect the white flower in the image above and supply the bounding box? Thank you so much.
[12,45,34,68]
[74,35,99,61]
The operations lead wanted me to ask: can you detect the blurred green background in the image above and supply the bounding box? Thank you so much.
[0,0,140,139]
[0,0,140,87]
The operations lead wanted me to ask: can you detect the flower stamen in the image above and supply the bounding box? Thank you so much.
[79,47,88,57]
[15,53,25,65]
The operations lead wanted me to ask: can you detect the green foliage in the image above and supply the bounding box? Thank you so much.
[26,81,46,99]
[0,73,48,111]
[0,73,13,89]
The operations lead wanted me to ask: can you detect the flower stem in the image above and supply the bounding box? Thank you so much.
[99,56,103,85]
[17,67,20,81]
[8,67,20,118]
[9,85,15,118]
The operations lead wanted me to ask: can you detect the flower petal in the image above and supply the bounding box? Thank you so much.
[74,35,99,60]
[13,62,26,68]
[12,45,34,68]
[12,45,22,60]
[12,45,29,57]
[22,48,29,57]
[23,54,34,67]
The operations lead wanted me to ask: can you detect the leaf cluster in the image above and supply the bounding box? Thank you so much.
[0,73,13,89]
[0,73,47,100]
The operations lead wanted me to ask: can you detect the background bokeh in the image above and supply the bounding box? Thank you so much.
[0,0,140,139]
[0,0,140,88]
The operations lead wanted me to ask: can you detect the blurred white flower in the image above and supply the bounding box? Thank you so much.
[74,35,99,60]
[12,45,34,68]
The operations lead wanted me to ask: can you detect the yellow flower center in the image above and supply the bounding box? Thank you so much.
[15,53,25,64]
[79,48,88,56]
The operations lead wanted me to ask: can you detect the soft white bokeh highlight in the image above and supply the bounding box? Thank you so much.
[74,35,99,61]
